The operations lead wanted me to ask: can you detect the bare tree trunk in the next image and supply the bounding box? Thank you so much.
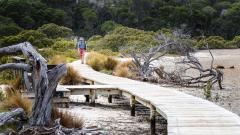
[0,42,67,126]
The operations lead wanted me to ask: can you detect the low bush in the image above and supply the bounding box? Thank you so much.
[38,23,73,39]
[52,38,75,52]
[196,36,236,49]
[49,55,67,65]
[0,91,5,101]
[86,52,107,71]
[87,26,160,53]
[52,108,84,128]
[60,65,82,85]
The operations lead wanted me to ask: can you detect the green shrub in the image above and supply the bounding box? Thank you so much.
[197,36,231,49]
[38,23,73,39]
[87,26,160,53]
[0,29,54,48]
[101,21,121,33]
[0,24,23,37]
[203,81,212,100]
[228,36,240,48]
[0,91,5,101]
[97,49,120,56]
[52,38,75,52]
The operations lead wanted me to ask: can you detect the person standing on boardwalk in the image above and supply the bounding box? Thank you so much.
[77,37,87,64]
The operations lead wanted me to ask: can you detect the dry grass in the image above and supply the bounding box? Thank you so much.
[52,107,84,128]
[60,65,82,85]
[86,52,107,71]
[104,57,119,70]
[49,55,67,65]
[86,52,120,72]
[114,60,135,77]
[11,76,24,90]
[115,67,129,77]
[3,86,32,116]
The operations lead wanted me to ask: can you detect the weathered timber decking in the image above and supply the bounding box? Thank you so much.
[70,60,240,135]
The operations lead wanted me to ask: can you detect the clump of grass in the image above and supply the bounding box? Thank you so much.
[0,90,5,101]
[49,55,67,65]
[60,65,82,85]
[114,60,135,77]
[203,81,212,100]
[86,52,107,71]
[52,108,84,128]
[104,57,119,70]
[3,86,32,116]
[115,67,129,77]
[11,76,24,90]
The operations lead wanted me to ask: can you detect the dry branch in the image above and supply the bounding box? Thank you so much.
[0,108,24,126]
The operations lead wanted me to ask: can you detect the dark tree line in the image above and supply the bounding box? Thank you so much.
[1,0,240,39]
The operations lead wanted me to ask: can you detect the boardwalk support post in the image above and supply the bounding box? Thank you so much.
[130,95,136,116]
[90,89,96,106]
[108,95,112,103]
[150,105,156,135]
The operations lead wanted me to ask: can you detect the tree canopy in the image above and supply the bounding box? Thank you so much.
[1,0,240,39]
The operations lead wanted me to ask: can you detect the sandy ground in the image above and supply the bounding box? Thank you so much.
[1,49,239,135]
[155,49,240,116]
[66,96,167,135]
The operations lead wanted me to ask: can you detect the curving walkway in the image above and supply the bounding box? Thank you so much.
[71,60,240,135]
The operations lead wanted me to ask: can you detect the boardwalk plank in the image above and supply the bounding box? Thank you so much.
[70,61,240,135]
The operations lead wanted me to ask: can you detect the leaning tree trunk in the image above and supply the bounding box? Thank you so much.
[0,42,67,126]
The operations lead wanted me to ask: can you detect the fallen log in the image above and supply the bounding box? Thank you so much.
[0,108,24,127]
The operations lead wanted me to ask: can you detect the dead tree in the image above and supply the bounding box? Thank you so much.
[178,50,223,89]
[0,42,67,126]
[130,31,194,79]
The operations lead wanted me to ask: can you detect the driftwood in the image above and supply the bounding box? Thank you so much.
[0,42,67,126]
[0,108,24,126]
[178,51,223,89]
[155,50,223,89]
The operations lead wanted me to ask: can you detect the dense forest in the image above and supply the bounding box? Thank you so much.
[1,0,240,39]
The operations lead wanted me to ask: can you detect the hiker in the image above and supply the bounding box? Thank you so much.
[77,37,87,63]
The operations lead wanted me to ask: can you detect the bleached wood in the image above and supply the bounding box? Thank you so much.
[70,61,240,135]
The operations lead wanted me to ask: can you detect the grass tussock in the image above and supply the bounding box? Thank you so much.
[104,57,119,70]
[52,108,84,128]
[11,76,24,90]
[115,67,129,77]
[86,52,107,71]
[49,55,67,65]
[3,86,32,116]
[60,65,82,85]
[114,60,135,77]
[86,52,119,71]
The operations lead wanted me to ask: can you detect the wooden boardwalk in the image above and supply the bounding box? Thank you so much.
[70,61,240,135]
